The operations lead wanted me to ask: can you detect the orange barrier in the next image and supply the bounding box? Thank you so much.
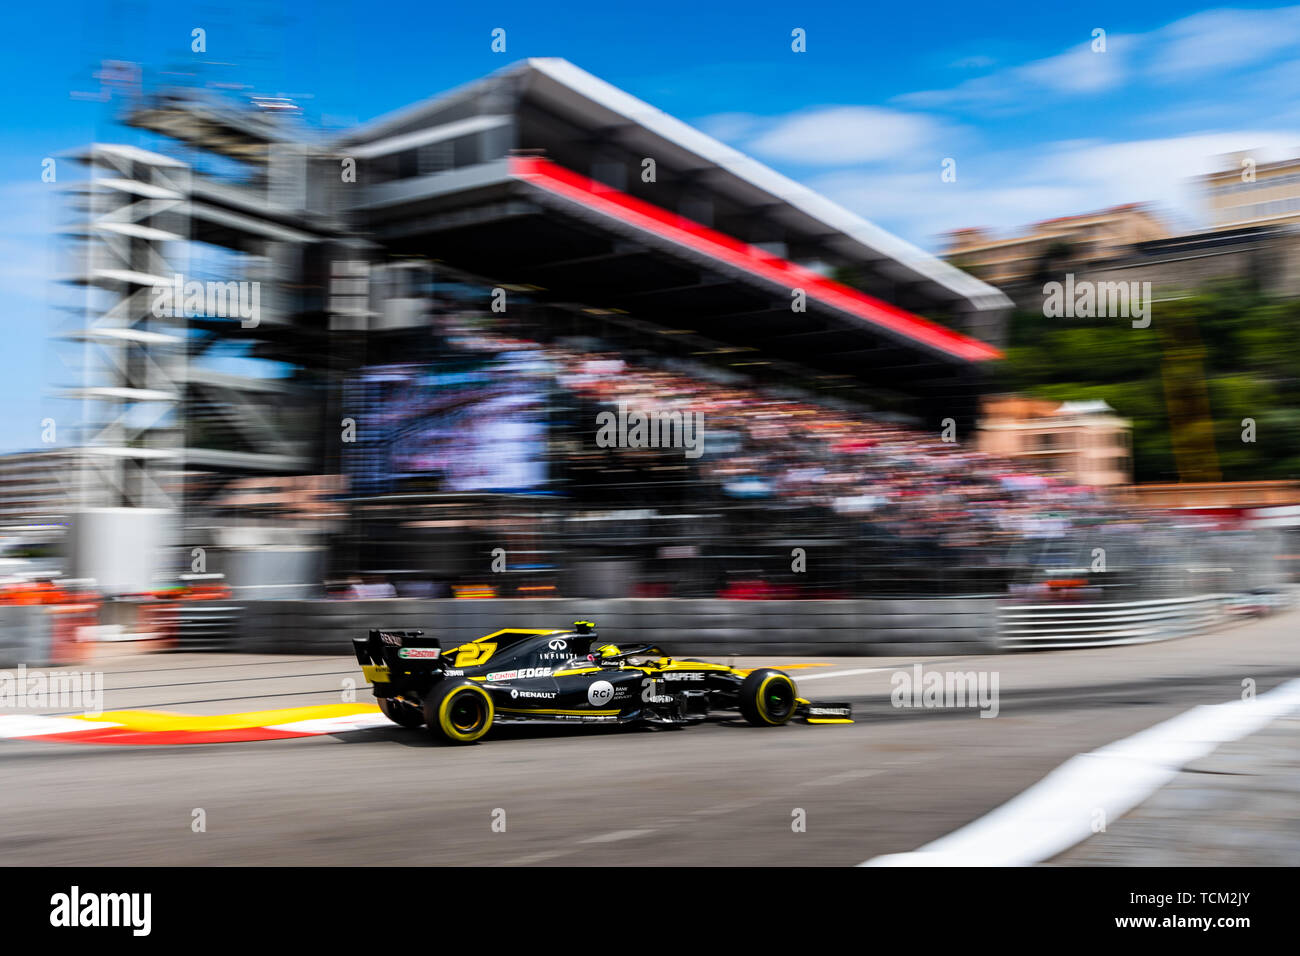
[46,600,100,665]
[453,584,498,599]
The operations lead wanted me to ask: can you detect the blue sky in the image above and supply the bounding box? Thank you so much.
[4,0,1300,452]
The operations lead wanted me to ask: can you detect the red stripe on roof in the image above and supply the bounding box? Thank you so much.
[509,155,1002,363]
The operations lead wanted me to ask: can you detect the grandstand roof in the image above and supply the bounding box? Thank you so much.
[507,156,999,364]
[338,58,1012,320]
[338,59,1005,404]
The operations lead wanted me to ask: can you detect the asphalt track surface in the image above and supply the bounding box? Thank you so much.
[1,610,1296,866]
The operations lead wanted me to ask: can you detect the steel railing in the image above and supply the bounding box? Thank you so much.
[998,594,1234,649]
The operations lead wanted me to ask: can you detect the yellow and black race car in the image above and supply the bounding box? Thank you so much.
[352,620,853,744]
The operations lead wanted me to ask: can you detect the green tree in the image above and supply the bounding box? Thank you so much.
[994,279,1300,482]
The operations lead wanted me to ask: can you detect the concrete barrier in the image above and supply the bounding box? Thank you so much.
[232,597,1000,657]
[0,606,54,667]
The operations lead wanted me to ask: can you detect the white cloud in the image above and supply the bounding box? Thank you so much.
[898,39,1130,112]
[896,5,1300,114]
[809,130,1300,250]
[1052,131,1300,211]
[693,112,766,144]
[741,106,950,165]
[812,168,1091,248]
[738,7,1300,246]
[1147,6,1300,79]
[1019,43,1125,95]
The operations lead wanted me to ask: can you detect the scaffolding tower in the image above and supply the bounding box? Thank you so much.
[60,89,349,590]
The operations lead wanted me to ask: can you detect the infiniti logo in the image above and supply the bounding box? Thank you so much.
[546,638,567,651]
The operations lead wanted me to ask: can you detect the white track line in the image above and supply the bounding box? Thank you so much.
[793,667,889,682]
[0,715,120,738]
[263,713,393,734]
[863,677,1300,867]
[578,828,657,844]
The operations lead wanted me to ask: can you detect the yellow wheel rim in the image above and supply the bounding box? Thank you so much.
[439,686,494,741]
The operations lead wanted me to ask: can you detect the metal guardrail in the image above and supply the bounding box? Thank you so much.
[233,597,1000,657]
[173,603,240,652]
[998,594,1231,650]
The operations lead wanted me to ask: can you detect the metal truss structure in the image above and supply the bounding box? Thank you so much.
[62,143,191,510]
[62,92,345,516]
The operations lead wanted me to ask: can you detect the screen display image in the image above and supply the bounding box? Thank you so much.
[348,349,549,494]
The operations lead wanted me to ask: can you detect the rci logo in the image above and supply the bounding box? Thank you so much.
[587,680,615,706]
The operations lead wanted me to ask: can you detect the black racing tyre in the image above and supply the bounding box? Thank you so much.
[738,668,797,726]
[423,681,495,744]
[376,695,424,728]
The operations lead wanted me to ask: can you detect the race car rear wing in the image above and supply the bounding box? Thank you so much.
[352,629,442,670]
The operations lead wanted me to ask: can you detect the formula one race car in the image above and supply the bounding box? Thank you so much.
[352,620,853,744]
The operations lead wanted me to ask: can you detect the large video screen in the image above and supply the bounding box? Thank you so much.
[346,349,550,495]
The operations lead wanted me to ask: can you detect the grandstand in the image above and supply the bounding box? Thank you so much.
[65,58,1033,597]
